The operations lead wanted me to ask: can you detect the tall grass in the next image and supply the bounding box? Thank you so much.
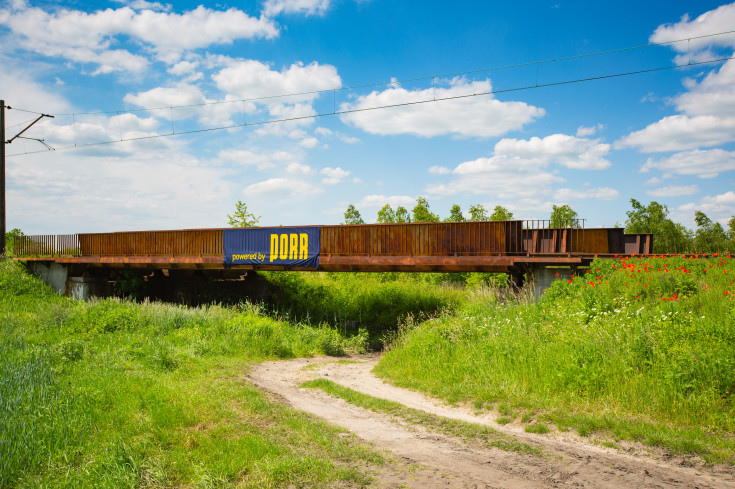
[261,271,465,337]
[0,259,382,487]
[375,255,735,461]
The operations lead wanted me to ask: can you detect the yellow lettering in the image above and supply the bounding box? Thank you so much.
[299,233,308,260]
[279,234,288,260]
[289,234,298,260]
[270,234,278,262]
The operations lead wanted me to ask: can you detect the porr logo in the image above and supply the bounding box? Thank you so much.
[270,233,309,261]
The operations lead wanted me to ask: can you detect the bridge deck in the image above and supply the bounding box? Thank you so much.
[13,221,653,273]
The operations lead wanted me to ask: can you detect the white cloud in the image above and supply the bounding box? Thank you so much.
[0,3,278,72]
[494,134,611,170]
[575,124,604,137]
[553,187,619,201]
[646,185,700,197]
[339,78,544,138]
[616,115,735,152]
[299,137,320,148]
[286,162,313,174]
[676,59,735,118]
[650,3,735,53]
[425,133,609,200]
[428,165,451,175]
[644,177,663,186]
[213,60,341,104]
[262,0,331,17]
[674,191,735,228]
[357,195,415,208]
[244,178,323,197]
[314,127,361,144]
[640,148,735,178]
[320,166,350,185]
[218,149,296,170]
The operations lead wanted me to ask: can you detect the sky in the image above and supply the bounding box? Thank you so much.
[1,0,735,234]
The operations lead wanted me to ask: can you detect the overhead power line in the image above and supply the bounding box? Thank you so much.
[5,30,735,157]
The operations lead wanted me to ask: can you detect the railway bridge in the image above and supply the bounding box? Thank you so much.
[13,220,652,299]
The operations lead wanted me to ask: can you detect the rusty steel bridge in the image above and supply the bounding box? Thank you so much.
[14,220,652,275]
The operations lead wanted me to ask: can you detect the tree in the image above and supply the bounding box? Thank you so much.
[343,204,364,224]
[411,196,440,223]
[444,204,465,222]
[729,216,735,240]
[489,205,513,221]
[549,204,579,228]
[377,204,396,223]
[694,210,728,252]
[394,206,411,223]
[624,199,691,252]
[467,204,489,222]
[227,200,260,227]
[4,228,24,257]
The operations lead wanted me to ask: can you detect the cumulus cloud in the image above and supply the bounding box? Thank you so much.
[339,78,544,138]
[675,190,735,227]
[576,124,604,137]
[640,148,735,178]
[0,3,278,72]
[356,195,415,208]
[618,4,735,153]
[213,60,341,104]
[494,134,611,170]
[217,149,297,170]
[320,166,350,185]
[553,187,619,201]
[262,0,331,17]
[646,185,700,197]
[428,165,451,175]
[650,3,735,53]
[244,178,323,197]
[425,133,610,200]
[286,162,313,174]
[616,115,735,152]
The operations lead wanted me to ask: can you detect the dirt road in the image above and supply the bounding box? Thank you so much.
[248,354,735,488]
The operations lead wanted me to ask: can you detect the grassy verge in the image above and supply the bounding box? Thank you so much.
[261,271,465,338]
[0,259,383,488]
[301,378,542,457]
[375,255,735,463]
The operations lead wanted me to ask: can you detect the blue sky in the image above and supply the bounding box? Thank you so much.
[1,0,735,234]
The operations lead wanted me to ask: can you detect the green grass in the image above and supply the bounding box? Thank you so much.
[0,259,384,488]
[375,255,735,463]
[301,378,542,457]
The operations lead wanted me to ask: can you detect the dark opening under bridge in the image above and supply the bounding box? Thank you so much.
[15,220,652,272]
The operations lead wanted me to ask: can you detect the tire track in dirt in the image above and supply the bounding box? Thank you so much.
[248,354,735,488]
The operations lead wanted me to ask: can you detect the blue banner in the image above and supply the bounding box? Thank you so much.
[223,227,320,269]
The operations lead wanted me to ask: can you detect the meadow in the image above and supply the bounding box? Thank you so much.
[3,251,735,488]
[375,254,735,462]
[0,259,405,488]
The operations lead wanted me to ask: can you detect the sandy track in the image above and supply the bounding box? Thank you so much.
[248,355,735,488]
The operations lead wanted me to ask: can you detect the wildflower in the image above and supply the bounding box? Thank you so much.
[555,273,559,277]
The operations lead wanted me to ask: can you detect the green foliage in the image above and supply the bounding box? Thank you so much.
[694,210,730,253]
[411,196,439,223]
[376,204,396,223]
[489,205,514,221]
[444,204,465,222]
[549,204,579,228]
[394,205,411,223]
[261,271,463,338]
[343,204,364,224]
[468,204,489,222]
[625,199,692,252]
[227,200,260,228]
[0,260,383,487]
[376,255,735,462]
[4,228,24,257]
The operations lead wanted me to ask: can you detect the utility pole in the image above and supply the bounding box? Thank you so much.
[1,102,54,256]
[1,100,6,256]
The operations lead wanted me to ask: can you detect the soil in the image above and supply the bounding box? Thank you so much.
[248,354,735,488]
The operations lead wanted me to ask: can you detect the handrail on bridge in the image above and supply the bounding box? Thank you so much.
[11,220,653,259]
